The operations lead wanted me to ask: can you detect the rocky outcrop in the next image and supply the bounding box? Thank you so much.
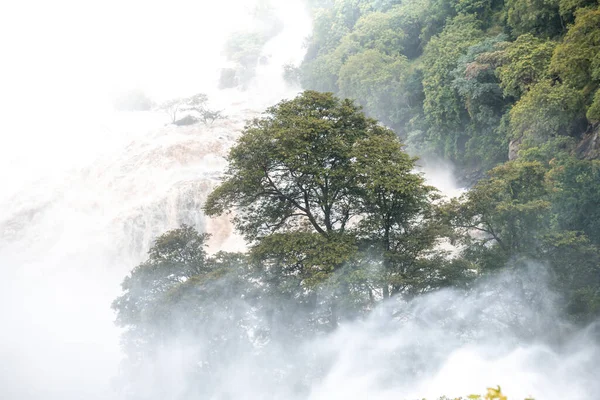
[576,124,600,160]
[508,136,522,160]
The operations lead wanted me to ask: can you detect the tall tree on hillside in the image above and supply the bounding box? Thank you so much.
[204,91,455,323]
[204,91,386,240]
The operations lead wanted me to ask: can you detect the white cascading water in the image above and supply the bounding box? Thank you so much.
[0,1,308,399]
[1,1,599,400]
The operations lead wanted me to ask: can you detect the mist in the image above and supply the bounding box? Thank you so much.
[0,1,598,400]
[0,1,308,399]
[112,264,600,400]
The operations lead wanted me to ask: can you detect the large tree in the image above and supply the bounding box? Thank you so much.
[204,91,406,240]
[204,91,451,317]
[203,91,439,245]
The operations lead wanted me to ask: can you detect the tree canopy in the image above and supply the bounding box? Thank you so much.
[204,91,431,240]
[204,91,456,318]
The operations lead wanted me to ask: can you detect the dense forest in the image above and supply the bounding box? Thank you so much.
[300,0,600,180]
[111,1,600,398]
[293,0,600,321]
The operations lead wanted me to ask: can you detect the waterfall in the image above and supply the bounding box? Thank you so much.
[0,1,310,399]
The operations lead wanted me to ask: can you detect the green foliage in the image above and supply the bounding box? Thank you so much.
[548,157,600,244]
[205,91,453,320]
[419,0,460,44]
[517,135,577,162]
[338,50,412,128]
[587,88,600,122]
[112,226,211,329]
[351,132,455,297]
[252,231,358,288]
[304,8,348,59]
[340,11,408,56]
[371,0,402,12]
[326,0,374,30]
[508,80,585,142]
[444,160,551,264]
[204,91,386,240]
[376,0,435,58]
[539,230,600,319]
[301,1,424,93]
[496,34,556,98]
[422,14,485,162]
[300,0,599,182]
[423,14,484,129]
[385,1,427,59]
[112,225,263,373]
[452,36,507,118]
[300,53,341,93]
[455,0,494,18]
[444,155,600,320]
[119,2,600,354]
[451,35,510,170]
[115,92,460,342]
[454,0,505,28]
[559,0,599,21]
[114,0,600,377]
[551,7,600,90]
[304,0,374,60]
[504,0,563,37]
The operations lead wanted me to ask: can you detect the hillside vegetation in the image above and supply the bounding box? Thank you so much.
[300,0,600,182]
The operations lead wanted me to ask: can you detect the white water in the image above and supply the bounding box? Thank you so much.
[0,1,309,399]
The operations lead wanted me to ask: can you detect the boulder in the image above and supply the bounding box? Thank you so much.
[173,115,199,126]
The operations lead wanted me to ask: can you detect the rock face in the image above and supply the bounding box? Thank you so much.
[576,125,600,160]
[508,136,522,160]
